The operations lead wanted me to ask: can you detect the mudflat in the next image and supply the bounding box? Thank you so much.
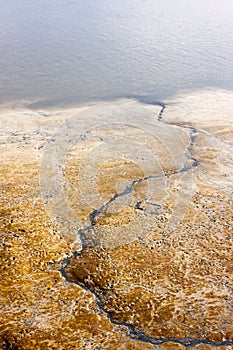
[1,90,232,349]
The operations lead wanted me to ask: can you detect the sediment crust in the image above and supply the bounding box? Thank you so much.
[1,90,233,349]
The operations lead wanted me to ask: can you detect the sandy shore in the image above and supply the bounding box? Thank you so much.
[1,89,233,349]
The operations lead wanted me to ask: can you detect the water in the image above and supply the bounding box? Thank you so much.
[1,0,233,107]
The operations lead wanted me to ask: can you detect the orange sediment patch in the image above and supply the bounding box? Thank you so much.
[1,93,233,349]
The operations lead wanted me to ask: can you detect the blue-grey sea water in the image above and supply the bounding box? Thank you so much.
[0,0,233,107]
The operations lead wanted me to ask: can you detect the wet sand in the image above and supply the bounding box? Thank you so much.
[1,89,233,349]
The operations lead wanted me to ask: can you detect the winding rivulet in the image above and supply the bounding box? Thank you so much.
[1,90,232,349]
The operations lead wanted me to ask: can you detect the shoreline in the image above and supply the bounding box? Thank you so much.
[1,87,233,138]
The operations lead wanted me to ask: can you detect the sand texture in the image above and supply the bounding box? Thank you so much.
[1,90,233,349]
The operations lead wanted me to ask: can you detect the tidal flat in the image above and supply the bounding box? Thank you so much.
[0,89,232,349]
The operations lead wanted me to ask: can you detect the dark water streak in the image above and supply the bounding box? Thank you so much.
[58,102,232,347]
